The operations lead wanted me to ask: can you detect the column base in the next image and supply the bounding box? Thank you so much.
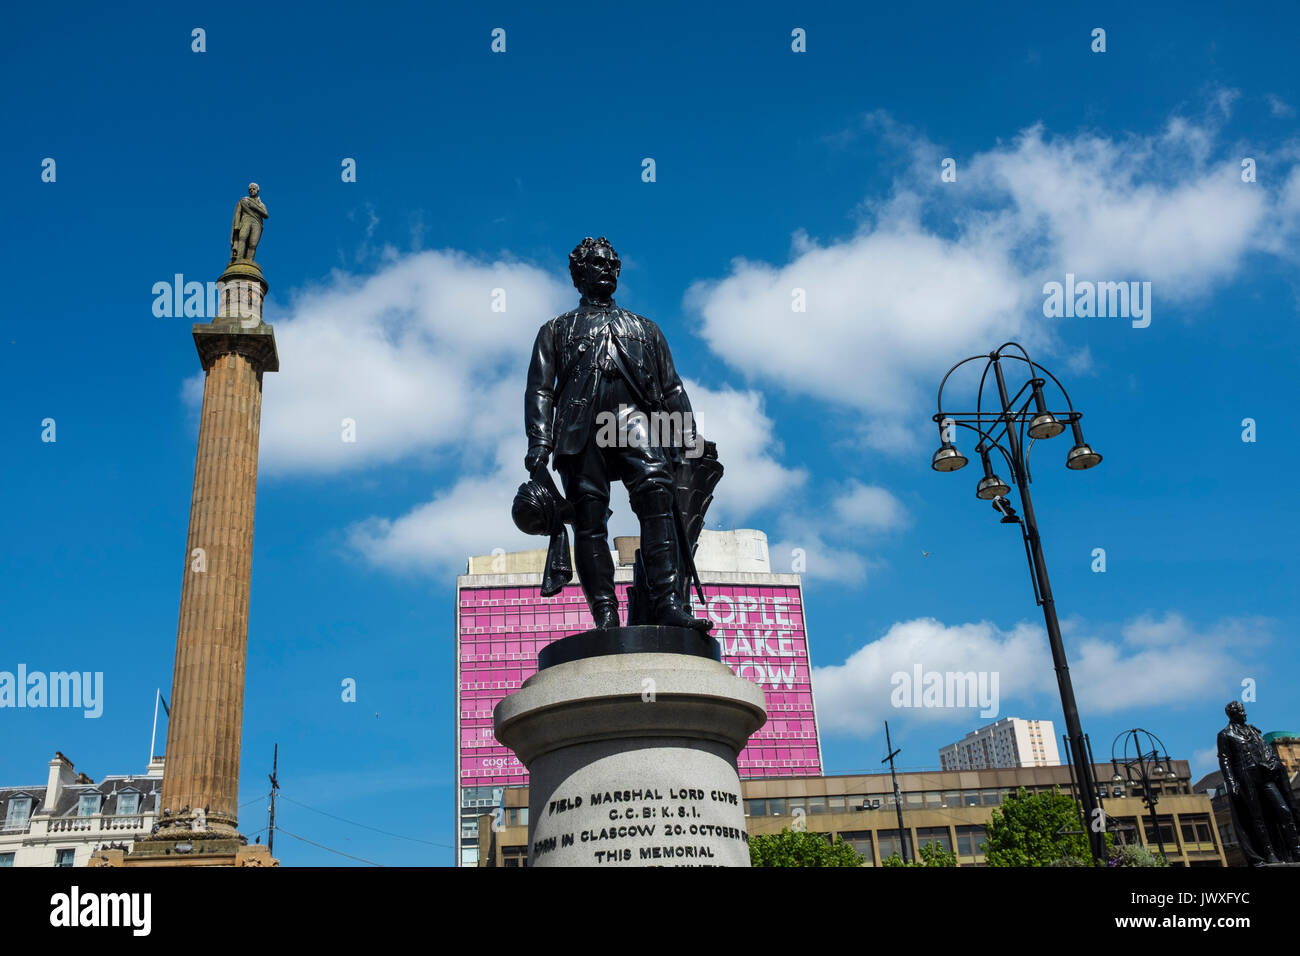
[494,637,766,867]
[102,835,278,867]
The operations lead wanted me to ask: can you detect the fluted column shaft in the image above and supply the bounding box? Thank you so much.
[158,259,278,839]
[160,350,265,832]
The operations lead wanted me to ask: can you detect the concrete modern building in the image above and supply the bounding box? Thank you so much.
[940,717,1061,770]
[0,753,164,867]
[456,529,823,866]
[477,760,1225,867]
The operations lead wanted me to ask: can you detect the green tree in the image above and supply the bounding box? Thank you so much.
[749,828,865,867]
[984,787,1111,867]
[1107,843,1169,867]
[881,840,958,867]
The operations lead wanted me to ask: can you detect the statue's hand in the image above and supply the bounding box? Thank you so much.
[525,445,550,473]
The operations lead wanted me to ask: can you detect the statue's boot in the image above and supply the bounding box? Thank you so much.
[1249,825,1280,864]
[573,497,619,629]
[636,490,711,632]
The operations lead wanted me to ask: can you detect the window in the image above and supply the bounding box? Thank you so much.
[956,825,988,859]
[877,829,914,862]
[1110,817,1140,846]
[746,799,766,817]
[923,792,942,809]
[916,827,952,853]
[941,791,961,808]
[1180,816,1215,845]
[1143,816,1177,846]
[903,791,923,809]
[117,793,140,816]
[4,797,32,831]
[768,798,787,816]
[963,791,981,807]
[839,830,873,863]
[55,848,76,867]
[980,790,1001,806]
[502,845,528,868]
[0,853,14,867]
[806,796,827,815]
[79,794,101,817]
[505,808,529,827]
[827,795,847,812]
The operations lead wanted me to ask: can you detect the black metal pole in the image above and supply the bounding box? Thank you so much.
[1131,732,1167,863]
[883,721,910,864]
[992,356,1106,864]
[267,742,279,856]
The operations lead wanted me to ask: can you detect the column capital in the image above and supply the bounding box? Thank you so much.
[192,321,280,373]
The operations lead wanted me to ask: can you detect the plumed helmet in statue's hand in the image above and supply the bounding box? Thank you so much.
[512,466,575,538]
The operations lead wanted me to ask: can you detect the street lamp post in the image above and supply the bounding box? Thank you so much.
[931,342,1107,864]
[1112,728,1175,863]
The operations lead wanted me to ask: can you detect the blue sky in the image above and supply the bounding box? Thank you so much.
[2,1,1298,865]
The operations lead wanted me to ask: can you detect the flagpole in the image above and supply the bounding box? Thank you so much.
[149,689,160,765]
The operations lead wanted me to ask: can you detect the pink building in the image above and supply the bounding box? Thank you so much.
[455,529,822,865]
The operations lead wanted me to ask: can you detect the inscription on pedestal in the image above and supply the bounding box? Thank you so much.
[532,784,747,866]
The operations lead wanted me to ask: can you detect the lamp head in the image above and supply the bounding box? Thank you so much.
[975,447,1011,499]
[1066,421,1102,469]
[1028,383,1066,439]
[932,442,968,472]
[931,419,968,472]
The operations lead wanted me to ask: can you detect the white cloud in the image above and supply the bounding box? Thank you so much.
[813,618,1050,737]
[1191,747,1220,778]
[686,226,1030,428]
[1267,94,1294,118]
[769,533,873,586]
[831,480,909,531]
[685,379,807,520]
[812,612,1271,739]
[688,106,1298,453]
[186,250,574,475]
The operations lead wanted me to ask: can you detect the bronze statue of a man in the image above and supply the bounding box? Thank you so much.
[1217,701,1300,864]
[524,237,710,632]
[230,182,269,263]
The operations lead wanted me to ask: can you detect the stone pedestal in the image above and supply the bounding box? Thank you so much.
[92,842,278,867]
[494,630,766,867]
[215,259,268,328]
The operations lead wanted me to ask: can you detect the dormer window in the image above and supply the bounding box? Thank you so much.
[78,794,101,817]
[4,797,32,830]
[117,793,140,815]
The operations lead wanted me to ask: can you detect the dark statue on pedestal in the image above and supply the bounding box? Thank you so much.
[514,237,720,636]
[1217,701,1300,865]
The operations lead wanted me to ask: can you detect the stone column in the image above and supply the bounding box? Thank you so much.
[157,259,278,842]
[494,631,766,867]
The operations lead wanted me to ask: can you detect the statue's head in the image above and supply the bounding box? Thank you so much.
[1226,700,1246,722]
[248,182,260,198]
[569,236,620,300]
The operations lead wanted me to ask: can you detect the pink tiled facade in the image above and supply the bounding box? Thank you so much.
[457,581,822,789]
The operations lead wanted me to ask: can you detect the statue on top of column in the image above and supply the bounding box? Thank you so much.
[230,183,269,263]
